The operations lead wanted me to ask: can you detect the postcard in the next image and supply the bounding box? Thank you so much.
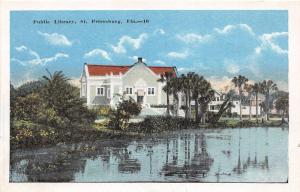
[1,1,300,192]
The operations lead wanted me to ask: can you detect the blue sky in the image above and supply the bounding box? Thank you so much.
[10,11,288,91]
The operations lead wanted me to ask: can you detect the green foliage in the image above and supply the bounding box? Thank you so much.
[93,106,111,118]
[108,96,141,131]
[15,80,44,97]
[11,120,58,147]
[275,94,289,113]
[10,70,97,148]
[135,116,191,133]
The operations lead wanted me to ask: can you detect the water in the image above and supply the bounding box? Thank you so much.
[10,127,288,182]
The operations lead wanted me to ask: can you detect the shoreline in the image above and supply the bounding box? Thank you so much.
[10,119,288,150]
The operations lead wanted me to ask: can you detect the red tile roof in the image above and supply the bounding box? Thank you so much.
[86,64,177,77]
[87,64,130,76]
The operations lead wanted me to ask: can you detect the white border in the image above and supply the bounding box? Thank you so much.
[1,1,300,192]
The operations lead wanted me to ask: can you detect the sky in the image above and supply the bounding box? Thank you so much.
[10,11,288,91]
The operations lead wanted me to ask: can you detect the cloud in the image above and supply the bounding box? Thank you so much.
[255,47,262,54]
[224,59,240,74]
[12,46,69,66]
[68,78,81,88]
[38,31,72,46]
[128,55,147,62]
[214,24,255,36]
[15,45,28,52]
[153,60,166,65]
[167,50,189,59]
[153,28,165,35]
[177,33,211,44]
[84,49,111,61]
[207,76,235,93]
[259,32,288,55]
[111,33,148,54]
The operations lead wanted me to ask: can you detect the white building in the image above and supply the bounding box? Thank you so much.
[208,91,227,113]
[80,57,177,108]
[230,93,265,116]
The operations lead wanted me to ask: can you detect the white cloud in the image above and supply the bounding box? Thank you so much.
[167,50,189,59]
[255,47,262,54]
[153,28,165,35]
[224,59,240,74]
[111,33,148,54]
[153,60,166,65]
[68,78,81,88]
[177,33,211,44]
[12,46,68,66]
[214,24,255,36]
[15,45,28,52]
[38,31,72,46]
[259,32,288,55]
[84,49,111,61]
[207,76,235,93]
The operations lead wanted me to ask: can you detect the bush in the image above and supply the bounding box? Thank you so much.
[11,120,58,148]
[108,96,141,130]
[134,116,192,133]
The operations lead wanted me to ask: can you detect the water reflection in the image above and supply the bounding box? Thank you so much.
[10,127,288,182]
[161,133,214,181]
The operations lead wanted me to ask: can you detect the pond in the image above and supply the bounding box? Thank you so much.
[10,127,288,182]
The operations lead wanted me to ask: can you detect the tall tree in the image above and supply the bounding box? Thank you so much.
[42,69,96,127]
[158,71,174,116]
[245,83,254,120]
[251,83,261,123]
[275,93,289,123]
[186,72,195,119]
[259,80,278,121]
[191,74,204,123]
[232,75,249,121]
[198,80,214,124]
[178,74,189,119]
[169,78,181,116]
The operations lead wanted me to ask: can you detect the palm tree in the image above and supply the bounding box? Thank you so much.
[232,75,249,121]
[158,72,174,116]
[252,83,260,123]
[169,78,181,116]
[275,93,289,124]
[186,72,195,119]
[42,69,70,110]
[259,80,278,121]
[178,74,190,119]
[191,74,204,123]
[245,83,253,120]
[198,81,214,124]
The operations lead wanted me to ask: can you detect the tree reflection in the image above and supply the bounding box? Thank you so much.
[161,133,214,180]
[117,148,141,173]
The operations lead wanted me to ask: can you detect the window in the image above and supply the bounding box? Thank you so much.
[126,87,133,95]
[96,87,105,96]
[216,97,220,101]
[210,106,215,110]
[148,87,155,95]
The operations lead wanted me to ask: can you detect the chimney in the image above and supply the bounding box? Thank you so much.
[138,57,143,63]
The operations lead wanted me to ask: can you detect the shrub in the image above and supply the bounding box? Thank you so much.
[108,96,141,131]
[137,116,190,133]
